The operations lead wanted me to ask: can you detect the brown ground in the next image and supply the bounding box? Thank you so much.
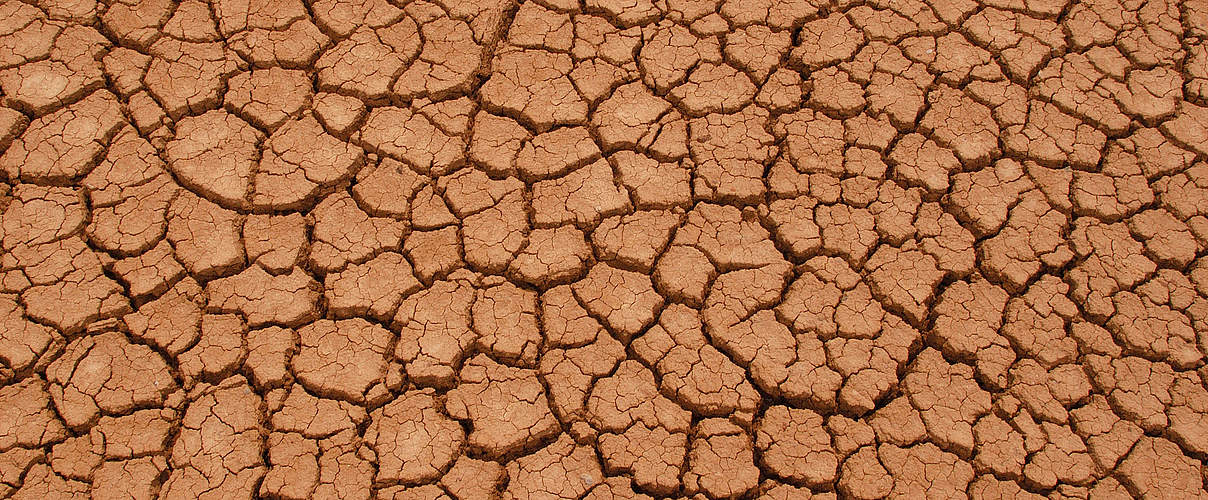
[1,0,1208,498]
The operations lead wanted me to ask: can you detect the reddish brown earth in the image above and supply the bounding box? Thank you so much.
[2,0,1208,498]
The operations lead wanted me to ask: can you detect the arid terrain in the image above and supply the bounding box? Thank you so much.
[2,0,1208,498]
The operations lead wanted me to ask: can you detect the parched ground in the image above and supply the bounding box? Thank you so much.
[2,0,1208,498]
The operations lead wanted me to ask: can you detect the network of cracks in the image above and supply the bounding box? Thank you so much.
[2,0,1208,498]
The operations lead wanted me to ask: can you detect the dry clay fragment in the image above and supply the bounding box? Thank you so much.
[902,348,992,456]
[592,210,681,272]
[359,105,464,176]
[124,277,203,355]
[757,406,839,488]
[206,265,320,328]
[0,90,124,183]
[670,63,757,116]
[502,433,603,499]
[45,331,176,430]
[253,116,364,210]
[0,2,62,68]
[508,226,591,287]
[307,428,376,498]
[473,282,542,367]
[704,265,846,411]
[178,314,247,381]
[393,13,484,100]
[392,278,477,388]
[11,463,89,499]
[366,389,464,484]
[244,326,296,390]
[1163,102,1208,155]
[83,127,178,256]
[573,263,664,341]
[638,21,717,93]
[0,377,68,451]
[1,184,86,256]
[690,106,775,203]
[405,226,464,284]
[0,295,58,374]
[105,237,184,304]
[446,354,560,457]
[243,213,307,274]
[144,38,240,119]
[10,237,131,335]
[587,359,688,495]
[632,304,760,418]
[316,21,420,102]
[684,419,760,499]
[162,376,265,500]
[1117,436,1208,499]
[325,252,422,321]
[215,0,331,68]
[166,191,245,280]
[517,126,600,182]
[294,318,391,403]
[309,190,407,273]
[469,113,530,177]
[0,24,108,116]
[481,48,588,131]
[531,158,632,228]
[164,110,262,209]
[865,245,945,326]
[878,443,975,497]
[931,279,1014,389]
[225,67,312,131]
[352,158,426,218]
[442,456,507,499]
[271,384,366,439]
[259,432,320,500]
[92,457,169,500]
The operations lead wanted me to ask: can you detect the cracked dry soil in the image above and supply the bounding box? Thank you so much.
[2,0,1208,498]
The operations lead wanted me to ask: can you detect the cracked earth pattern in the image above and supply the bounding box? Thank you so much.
[3,0,1208,499]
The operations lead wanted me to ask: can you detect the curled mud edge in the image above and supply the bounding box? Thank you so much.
[2,0,1208,498]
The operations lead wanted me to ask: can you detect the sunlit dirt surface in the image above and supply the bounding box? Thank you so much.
[2,0,1208,498]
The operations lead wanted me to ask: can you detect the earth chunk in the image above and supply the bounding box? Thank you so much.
[294,319,391,403]
[366,390,464,484]
[445,354,560,456]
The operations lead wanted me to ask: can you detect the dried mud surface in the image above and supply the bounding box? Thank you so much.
[2,0,1208,498]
